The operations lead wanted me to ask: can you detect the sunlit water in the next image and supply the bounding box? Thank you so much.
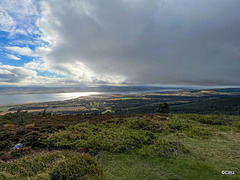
[0,92,102,105]
[0,89,180,105]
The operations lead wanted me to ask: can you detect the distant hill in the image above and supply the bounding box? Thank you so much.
[171,96,240,115]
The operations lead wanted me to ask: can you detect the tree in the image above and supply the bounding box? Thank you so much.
[156,102,169,113]
[17,108,23,122]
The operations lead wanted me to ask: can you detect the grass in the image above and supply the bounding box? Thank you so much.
[0,107,12,112]
[51,103,83,107]
[97,151,224,180]
[119,97,133,100]
[0,150,106,180]
[95,114,240,179]
[101,110,114,114]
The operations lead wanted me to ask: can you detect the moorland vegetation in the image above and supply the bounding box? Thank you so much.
[0,111,239,179]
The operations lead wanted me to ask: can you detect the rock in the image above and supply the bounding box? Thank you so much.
[12,143,23,150]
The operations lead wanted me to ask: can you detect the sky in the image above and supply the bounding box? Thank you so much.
[0,0,240,87]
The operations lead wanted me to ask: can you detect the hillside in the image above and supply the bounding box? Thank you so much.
[0,112,239,179]
[171,96,240,115]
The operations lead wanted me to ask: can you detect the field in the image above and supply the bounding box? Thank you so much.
[0,112,239,179]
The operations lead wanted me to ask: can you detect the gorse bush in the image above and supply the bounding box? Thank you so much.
[0,151,106,180]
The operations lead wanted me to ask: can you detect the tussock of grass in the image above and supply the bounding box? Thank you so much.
[0,150,106,180]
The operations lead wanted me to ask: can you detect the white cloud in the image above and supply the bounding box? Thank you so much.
[0,64,64,85]
[0,64,37,82]
[5,46,51,57]
[0,9,16,32]
[0,0,38,36]
[24,61,44,71]
[6,54,20,60]
[5,46,33,56]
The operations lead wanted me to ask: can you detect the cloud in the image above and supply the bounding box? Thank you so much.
[32,0,240,86]
[0,64,65,86]
[0,64,37,82]
[6,54,20,60]
[5,46,33,56]
[0,0,39,36]
[2,0,240,86]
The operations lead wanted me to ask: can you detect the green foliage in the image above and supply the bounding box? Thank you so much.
[139,139,189,157]
[21,131,48,148]
[128,117,148,130]
[41,110,52,118]
[190,115,228,125]
[49,153,106,180]
[1,113,240,180]
[2,111,32,124]
[233,121,240,131]
[187,127,212,139]
[45,121,155,153]
[127,117,170,133]
[156,102,170,113]
[167,118,190,131]
[0,151,106,180]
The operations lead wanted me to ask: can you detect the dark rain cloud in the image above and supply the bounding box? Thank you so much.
[38,0,240,85]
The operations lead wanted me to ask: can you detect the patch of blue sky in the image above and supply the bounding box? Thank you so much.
[37,71,65,78]
[0,53,34,66]
[0,31,9,42]
[4,31,46,48]
[0,31,9,51]
[0,27,48,66]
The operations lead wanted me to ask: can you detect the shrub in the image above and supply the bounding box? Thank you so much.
[167,118,190,131]
[187,127,212,139]
[128,118,148,130]
[190,115,228,125]
[139,139,189,157]
[45,122,156,153]
[21,131,48,148]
